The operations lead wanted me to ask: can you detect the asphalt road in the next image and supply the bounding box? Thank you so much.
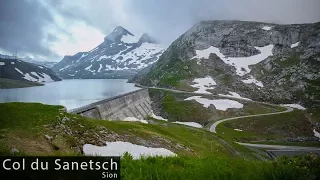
[209,107,293,133]
[236,142,320,150]
[139,85,319,157]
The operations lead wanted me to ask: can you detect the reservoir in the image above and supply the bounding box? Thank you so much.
[0,79,140,110]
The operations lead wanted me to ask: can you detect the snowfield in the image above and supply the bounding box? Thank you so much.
[23,72,54,82]
[151,113,168,121]
[0,62,5,65]
[15,68,24,75]
[184,96,243,111]
[100,42,164,71]
[190,76,216,94]
[30,72,54,82]
[192,46,218,60]
[123,117,148,124]
[219,91,252,101]
[242,75,264,87]
[281,104,306,110]
[172,121,203,128]
[98,64,103,72]
[85,64,93,71]
[261,26,272,31]
[291,42,300,48]
[192,45,274,76]
[83,141,176,159]
[313,129,320,140]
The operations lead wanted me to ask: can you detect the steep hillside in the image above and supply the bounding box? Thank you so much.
[0,78,43,89]
[0,57,61,83]
[134,20,320,108]
[53,26,165,79]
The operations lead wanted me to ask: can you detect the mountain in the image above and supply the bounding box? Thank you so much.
[52,26,165,79]
[0,55,61,83]
[23,56,57,68]
[132,20,320,108]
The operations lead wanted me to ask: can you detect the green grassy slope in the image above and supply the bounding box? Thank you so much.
[0,102,227,157]
[150,89,285,127]
[0,78,43,89]
[122,154,320,180]
[1,102,319,179]
[216,110,320,146]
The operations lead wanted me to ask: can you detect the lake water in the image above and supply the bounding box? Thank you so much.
[0,79,140,110]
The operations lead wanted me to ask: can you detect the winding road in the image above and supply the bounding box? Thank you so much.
[140,84,295,134]
[138,85,320,156]
[209,106,293,133]
[236,142,320,150]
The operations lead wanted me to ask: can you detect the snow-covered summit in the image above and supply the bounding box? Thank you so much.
[53,26,165,79]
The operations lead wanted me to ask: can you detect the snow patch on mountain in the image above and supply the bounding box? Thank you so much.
[193,45,273,76]
[172,121,203,128]
[0,62,5,66]
[85,64,93,71]
[291,42,300,48]
[219,92,252,101]
[15,68,24,75]
[192,46,218,60]
[281,104,306,110]
[151,113,168,121]
[30,72,54,82]
[23,72,54,82]
[123,117,148,124]
[313,129,320,140]
[98,64,103,72]
[190,76,216,94]
[262,26,272,31]
[242,75,264,87]
[83,141,176,159]
[184,96,243,111]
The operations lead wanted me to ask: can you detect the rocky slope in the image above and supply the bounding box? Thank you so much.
[53,26,165,79]
[133,20,320,108]
[0,56,61,83]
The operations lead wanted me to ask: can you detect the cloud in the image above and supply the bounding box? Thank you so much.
[0,0,57,60]
[0,0,319,62]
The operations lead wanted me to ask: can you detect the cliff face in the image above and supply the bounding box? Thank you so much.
[133,20,320,108]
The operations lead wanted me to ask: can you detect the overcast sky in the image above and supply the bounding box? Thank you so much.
[0,0,319,62]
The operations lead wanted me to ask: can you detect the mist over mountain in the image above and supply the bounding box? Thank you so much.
[52,26,165,79]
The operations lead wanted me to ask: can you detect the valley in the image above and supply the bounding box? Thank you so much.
[1,17,320,179]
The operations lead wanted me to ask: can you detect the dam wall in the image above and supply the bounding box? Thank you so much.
[69,88,152,120]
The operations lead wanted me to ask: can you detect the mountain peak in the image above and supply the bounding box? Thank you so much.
[104,26,134,42]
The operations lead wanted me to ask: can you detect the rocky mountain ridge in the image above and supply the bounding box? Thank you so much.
[53,26,165,79]
[0,55,61,83]
[133,20,320,108]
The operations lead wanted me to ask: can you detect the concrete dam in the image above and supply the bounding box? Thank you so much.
[69,88,153,120]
